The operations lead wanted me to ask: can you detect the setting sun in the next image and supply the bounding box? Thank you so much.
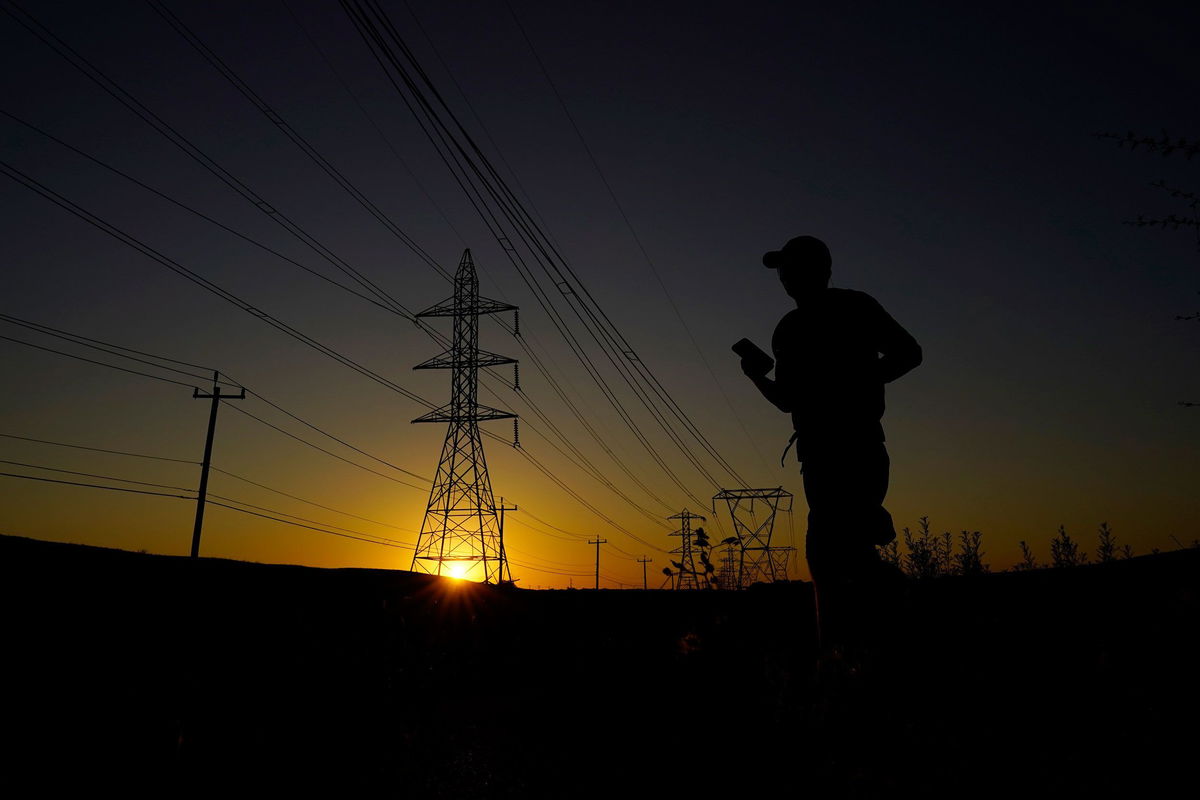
[442,560,472,581]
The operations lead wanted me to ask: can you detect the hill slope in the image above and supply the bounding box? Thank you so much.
[2,534,1196,796]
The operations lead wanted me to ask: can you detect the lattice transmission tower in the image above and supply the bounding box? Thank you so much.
[717,541,739,590]
[713,488,794,587]
[668,509,706,590]
[411,249,518,584]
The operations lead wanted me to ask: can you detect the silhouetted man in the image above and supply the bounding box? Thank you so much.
[740,235,921,653]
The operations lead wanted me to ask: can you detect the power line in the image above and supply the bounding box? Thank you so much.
[146,0,449,283]
[16,0,683,530]
[387,0,750,488]
[0,313,433,490]
[342,0,695,512]
[343,0,743,502]
[2,105,671,527]
[0,470,193,500]
[0,459,195,492]
[140,0,682,524]
[4,7,679,553]
[346,0,707,506]
[502,1,772,473]
[221,401,428,490]
[220,376,430,482]
[210,465,412,532]
[0,333,202,389]
[206,492,413,545]
[206,501,414,549]
[0,157,436,410]
[0,310,214,375]
[3,0,414,320]
[0,432,197,464]
[0,469,413,551]
[281,0,470,250]
[0,109,415,320]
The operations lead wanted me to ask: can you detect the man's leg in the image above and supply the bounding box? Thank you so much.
[803,443,892,652]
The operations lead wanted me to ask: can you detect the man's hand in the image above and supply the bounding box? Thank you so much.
[741,356,771,378]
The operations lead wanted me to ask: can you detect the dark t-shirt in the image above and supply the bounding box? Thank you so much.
[771,288,920,456]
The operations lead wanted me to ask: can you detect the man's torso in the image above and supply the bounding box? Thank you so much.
[771,288,886,454]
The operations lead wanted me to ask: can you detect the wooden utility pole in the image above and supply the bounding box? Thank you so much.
[191,372,245,558]
[637,556,651,590]
[588,538,607,590]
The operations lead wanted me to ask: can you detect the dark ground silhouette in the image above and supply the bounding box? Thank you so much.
[1,533,1197,796]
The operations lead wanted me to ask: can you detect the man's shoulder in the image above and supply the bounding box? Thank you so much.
[828,287,880,307]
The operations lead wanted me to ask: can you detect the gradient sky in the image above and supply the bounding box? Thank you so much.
[2,0,1198,587]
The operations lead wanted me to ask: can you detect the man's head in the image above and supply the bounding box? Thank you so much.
[763,235,831,300]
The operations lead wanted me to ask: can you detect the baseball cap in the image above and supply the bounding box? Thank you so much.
[762,235,831,270]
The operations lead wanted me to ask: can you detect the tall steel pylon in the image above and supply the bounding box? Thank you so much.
[411,249,518,584]
[713,488,794,587]
[668,509,706,590]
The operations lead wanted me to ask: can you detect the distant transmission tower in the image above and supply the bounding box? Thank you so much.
[411,249,518,583]
[668,509,706,590]
[717,541,739,590]
[713,488,794,587]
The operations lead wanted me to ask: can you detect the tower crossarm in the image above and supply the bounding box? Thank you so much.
[411,403,517,424]
[416,296,517,318]
[413,349,518,370]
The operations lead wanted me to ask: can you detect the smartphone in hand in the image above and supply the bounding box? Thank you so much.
[732,338,774,376]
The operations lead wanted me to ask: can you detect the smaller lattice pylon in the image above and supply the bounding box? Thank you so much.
[768,545,796,583]
[668,509,706,590]
[712,488,794,587]
[717,543,739,590]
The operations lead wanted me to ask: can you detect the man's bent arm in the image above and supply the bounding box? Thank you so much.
[873,300,922,383]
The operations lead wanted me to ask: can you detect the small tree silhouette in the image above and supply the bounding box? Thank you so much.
[1096,522,1118,564]
[878,538,901,569]
[902,516,941,579]
[1050,525,1088,568]
[1011,540,1039,572]
[937,531,954,575]
[954,531,989,575]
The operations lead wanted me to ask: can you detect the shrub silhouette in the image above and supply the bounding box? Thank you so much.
[878,539,901,569]
[954,531,989,575]
[902,516,941,579]
[1096,522,1118,564]
[1051,525,1088,568]
[1013,540,1039,572]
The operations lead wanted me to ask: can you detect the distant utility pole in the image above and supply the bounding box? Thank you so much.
[191,371,245,558]
[637,556,651,590]
[498,496,518,585]
[588,537,607,590]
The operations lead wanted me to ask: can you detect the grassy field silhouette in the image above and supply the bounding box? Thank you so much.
[2,533,1196,796]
